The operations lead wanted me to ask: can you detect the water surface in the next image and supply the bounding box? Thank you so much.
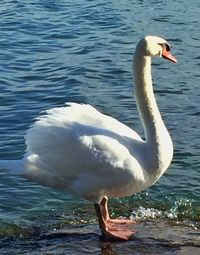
[0,0,199,254]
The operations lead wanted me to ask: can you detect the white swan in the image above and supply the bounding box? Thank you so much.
[1,36,177,240]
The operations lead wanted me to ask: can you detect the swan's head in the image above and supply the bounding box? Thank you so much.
[137,36,177,63]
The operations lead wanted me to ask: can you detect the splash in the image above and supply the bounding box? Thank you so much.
[130,196,197,222]
[131,207,163,220]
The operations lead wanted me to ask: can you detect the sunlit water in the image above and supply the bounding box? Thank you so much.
[0,0,199,254]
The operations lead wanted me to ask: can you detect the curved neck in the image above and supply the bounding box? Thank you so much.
[133,53,165,143]
[133,52,173,175]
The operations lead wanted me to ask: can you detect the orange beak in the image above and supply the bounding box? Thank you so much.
[162,49,177,63]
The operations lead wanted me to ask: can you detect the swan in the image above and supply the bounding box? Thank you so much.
[1,36,177,241]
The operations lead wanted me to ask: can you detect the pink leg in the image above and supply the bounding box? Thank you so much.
[94,196,137,241]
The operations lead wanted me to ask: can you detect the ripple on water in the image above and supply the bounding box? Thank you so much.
[0,0,200,253]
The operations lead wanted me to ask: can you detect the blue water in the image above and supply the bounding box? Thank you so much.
[0,0,199,253]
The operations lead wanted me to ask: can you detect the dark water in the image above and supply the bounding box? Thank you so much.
[0,0,199,254]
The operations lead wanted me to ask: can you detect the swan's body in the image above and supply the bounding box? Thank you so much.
[1,36,177,240]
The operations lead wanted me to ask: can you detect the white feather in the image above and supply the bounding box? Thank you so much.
[21,103,145,202]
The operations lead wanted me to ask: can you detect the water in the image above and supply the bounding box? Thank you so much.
[0,0,199,254]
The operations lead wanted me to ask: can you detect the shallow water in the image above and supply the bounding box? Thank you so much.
[0,0,199,253]
[0,220,199,255]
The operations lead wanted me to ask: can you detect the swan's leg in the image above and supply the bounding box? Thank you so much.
[94,196,137,241]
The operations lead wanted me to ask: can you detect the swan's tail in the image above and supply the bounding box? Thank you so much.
[0,159,25,175]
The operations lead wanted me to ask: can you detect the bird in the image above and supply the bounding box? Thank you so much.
[1,36,177,241]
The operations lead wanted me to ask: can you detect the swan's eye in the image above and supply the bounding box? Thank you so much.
[164,43,171,52]
[158,43,171,52]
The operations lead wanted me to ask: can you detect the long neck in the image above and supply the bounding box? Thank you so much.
[133,51,173,175]
[134,54,164,142]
